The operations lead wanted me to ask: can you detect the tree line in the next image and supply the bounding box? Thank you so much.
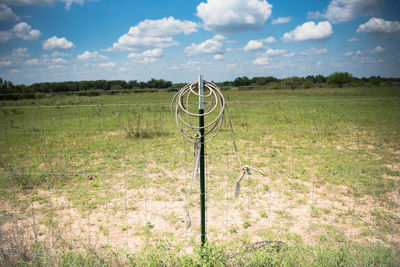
[1,73,399,100]
[225,73,399,88]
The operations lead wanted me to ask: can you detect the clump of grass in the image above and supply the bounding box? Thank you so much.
[259,210,268,218]
[3,240,399,266]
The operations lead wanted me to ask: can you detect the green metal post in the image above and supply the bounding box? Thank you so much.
[198,75,206,245]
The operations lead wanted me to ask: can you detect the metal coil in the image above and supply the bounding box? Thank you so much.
[171,80,225,144]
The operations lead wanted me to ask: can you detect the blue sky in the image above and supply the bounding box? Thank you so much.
[0,0,399,84]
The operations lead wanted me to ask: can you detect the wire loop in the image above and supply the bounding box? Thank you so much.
[171,80,225,144]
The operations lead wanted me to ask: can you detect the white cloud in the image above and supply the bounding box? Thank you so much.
[301,47,328,55]
[243,40,263,51]
[12,22,41,40]
[214,54,224,60]
[127,48,163,63]
[48,64,63,69]
[43,36,75,50]
[77,51,108,60]
[0,4,19,20]
[196,0,272,33]
[284,52,295,57]
[0,0,94,10]
[0,30,12,43]
[25,58,40,65]
[185,35,224,55]
[265,48,287,55]
[347,46,386,56]
[51,51,68,57]
[12,47,29,57]
[308,0,385,24]
[111,16,197,51]
[262,36,276,43]
[243,36,276,51]
[212,34,226,41]
[0,0,55,5]
[0,60,12,67]
[357,57,384,64]
[61,0,94,10]
[356,17,400,34]
[253,56,270,65]
[347,37,360,42]
[182,60,200,66]
[370,45,385,54]
[282,21,333,42]
[52,57,67,64]
[99,62,115,68]
[272,16,292,25]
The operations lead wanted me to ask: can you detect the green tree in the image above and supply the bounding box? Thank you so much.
[233,76,251,87]
[281,76,303,89]
[326,72,353,86]
[368,76,382,86]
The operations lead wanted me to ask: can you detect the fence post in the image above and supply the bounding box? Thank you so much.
[198,75,206,245]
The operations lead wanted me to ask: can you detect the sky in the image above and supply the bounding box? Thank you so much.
[0,0,399,84]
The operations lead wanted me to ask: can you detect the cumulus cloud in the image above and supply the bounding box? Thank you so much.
[0,60,12,67]
[347,37,360,42]
[253,56,270,65]
[51,51,68,57]
[370,45,385,54]
[0,22,41,43]
[243,36,276,51]
[243,40,263,51]
[253,48,287,65]
[127,48,163,63]
[43,36,75,50]
[12,22,41,40]
[0,0,55,5]
[12,47,29,58]
[301,47,328,55]
[346,46,385,57]
[61,0,95,10]
[196,0,272,33]
[0,4,19,20]
[214,54,223,60]
[308,0,385,24]
[282,21,333,42]
[356,17,400,34]
[272,16,292,25]
[0,0,95,10]
[77,51,108,60]
[185,35,224,55]
[111,17,197,51]
[265,48,287,55]
[0,30,12,43]
[99,62,115,68]
[283,52,295,57]
[262,36,276,43]
[52,57,68,64]
[25,58,40,65]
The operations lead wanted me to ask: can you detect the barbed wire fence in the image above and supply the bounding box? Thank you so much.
[0,97,399,261]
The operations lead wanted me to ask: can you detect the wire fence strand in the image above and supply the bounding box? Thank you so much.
[0,98,399,255]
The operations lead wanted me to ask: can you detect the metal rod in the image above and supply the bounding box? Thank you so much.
[198,74,206,245]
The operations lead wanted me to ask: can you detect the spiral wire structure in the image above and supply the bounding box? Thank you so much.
[171,80,265,229]
[171,80,225,144]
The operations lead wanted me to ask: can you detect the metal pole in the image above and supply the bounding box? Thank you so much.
[198,75,206,245]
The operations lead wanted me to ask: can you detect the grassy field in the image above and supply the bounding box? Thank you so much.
[0,86,399,265]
